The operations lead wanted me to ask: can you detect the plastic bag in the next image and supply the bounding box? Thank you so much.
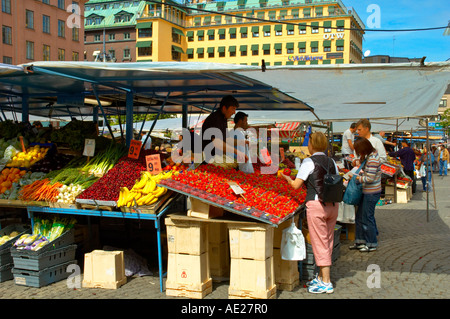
[281,219,306,261]
[239,145,254,174]
[3,145,18,161]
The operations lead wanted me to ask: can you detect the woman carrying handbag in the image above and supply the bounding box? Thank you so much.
[348,137,382,252]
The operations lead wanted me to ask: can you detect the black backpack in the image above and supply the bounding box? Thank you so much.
[310,156,344,204]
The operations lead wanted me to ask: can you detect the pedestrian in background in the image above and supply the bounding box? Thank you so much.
[389,140,417,193]
[348,137,382,252]
[432,145,439,172]
[438,144,449,176]
[341,123,356,170]
[418,147,433,192]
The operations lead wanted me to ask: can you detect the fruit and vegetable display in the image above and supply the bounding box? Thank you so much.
[0,230,20,245]
[6,145,49,168]
[160,163,307,224]
[13,216,76,251]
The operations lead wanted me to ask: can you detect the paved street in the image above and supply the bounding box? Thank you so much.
[0,173,448,301]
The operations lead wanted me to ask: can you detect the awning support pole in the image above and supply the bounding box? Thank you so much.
[21,94,29,123]
[93,86,115,142]
[125,92,134,149]
[141,93,170,151]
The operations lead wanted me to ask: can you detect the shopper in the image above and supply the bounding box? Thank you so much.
[438,144,449,176]
[341,123,356,170]
[354,119,387,163]
[418,147,433,192]
[348,137,382,252]
[432,145,439,172]
[373,131,397,152]
[282,131,339,294]
[388,140,417,193]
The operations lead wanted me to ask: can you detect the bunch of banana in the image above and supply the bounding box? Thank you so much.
[117,171,173,207]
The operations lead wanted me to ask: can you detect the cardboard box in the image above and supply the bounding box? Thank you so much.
[165,218,208,255]
[187,197,224,219]
[166,252,211,296]
[229,257,276,299]
[228,225,274,261]
[273,248,299,291]
[82,250,127,289]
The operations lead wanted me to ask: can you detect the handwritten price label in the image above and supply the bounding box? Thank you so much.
[146,154,162,175]
[128,139,142,159]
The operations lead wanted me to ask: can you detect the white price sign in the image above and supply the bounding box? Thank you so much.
[227,181,245,195]
[83,139,96,157]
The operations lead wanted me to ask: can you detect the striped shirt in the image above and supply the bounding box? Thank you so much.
[359,151,382,194]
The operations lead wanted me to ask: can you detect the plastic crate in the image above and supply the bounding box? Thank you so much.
[11,244,77,271]
[0,224,31,267]
[0,263,14,283]
[10,228,75,257]
[12,260,77,288]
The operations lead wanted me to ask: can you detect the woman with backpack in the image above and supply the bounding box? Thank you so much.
[282,131,340,294]
[348,137,382,252]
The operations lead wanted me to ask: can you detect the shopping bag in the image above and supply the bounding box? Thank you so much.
[342,160,366,206]
[281,219,306,261]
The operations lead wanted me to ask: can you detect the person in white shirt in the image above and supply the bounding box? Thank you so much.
[341,123,356,169]
[355,119,387,163]
[141,132,152,150]
[231,111,252,172]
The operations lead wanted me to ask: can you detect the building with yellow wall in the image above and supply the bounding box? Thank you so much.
[136,0,365,65]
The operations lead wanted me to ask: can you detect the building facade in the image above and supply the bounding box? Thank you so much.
[135,0,365,65]
[1,0,86,65]
[84,0,147,62]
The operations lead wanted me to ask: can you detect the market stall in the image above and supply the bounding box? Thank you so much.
[0,61,448,298]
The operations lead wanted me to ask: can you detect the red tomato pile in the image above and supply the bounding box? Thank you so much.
[161,164,306,223]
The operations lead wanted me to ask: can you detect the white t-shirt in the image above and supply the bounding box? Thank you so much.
[141,135,152,150]
[368,134,387,163]
[341,129,354,155]
[296,152,339,200]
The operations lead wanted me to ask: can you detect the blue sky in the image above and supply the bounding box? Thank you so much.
[343,0,450,62]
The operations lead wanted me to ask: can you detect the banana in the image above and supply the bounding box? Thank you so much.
[133,174,148,190]
[152,186,166,198]
[117,188,124,207]
[146,197,158,205]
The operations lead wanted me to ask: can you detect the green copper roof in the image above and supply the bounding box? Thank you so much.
[85,0,146,29]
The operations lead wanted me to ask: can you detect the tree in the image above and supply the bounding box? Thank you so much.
[107,113,176,126]
[441,108,450,135]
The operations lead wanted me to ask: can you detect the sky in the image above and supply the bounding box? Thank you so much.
[343,0,450,62]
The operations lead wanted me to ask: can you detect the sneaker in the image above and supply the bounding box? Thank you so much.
[306,275,321,287]
[307,281,334,294]
[359,245,377,252]
[349,243,365,250]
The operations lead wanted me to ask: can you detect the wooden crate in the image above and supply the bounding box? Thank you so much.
[339,223,355,241]
[187,197,224,219]
[273,248,299,291]
[273,215,299,249]
[228,257,276,299]
[166,252,211,294]
[82,250,127,289]
[209,241,230,280]
[209,223,228,245]
[228,225,274,261]
[165,218,208,255]
[385,185,409,203]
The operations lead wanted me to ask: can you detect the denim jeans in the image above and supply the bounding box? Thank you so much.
[421,170,432,191]
[439,159,448,176]
[355,192,381,248]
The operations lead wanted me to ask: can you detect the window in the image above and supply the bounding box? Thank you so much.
[251,44,259,56]
[286,25,294,35]
[58,48,65,61]
[299,23,306,34]
[336,40,344,51]
[197,30,204,41]
[138,27,152,38]
[72,27,79,41]
[229,28,236,39]
[240,27,247,39]
[26,10,34,29]
[207,47,214,58]
[124,32,131,40]
[324,46,331,52]
[2,26,12,45]
[58,0,65,10]
[229,46,236,57]
[58,20,65,38]
[263,26,270,37]
[138,47,152,57]
[187,49,193,59]
[26,41,34,60]
[42,0,50,4]
[240,45,247,56]
[43,45,50,61]
[2,0,11,13]
[252,26,259,38]
[262,44,270,55]
[275,25,282,36]
[439,99,447,108]
[109,50,115,59]
[310,41,319,53]
[286,43,294,54]
[109,34,115,41]
[311,47,318,53]
[336,20,345,32]
[218,46,225,57]
[274,43,282,55]
[311,22,319,34]
[43,15,50,34]
[197,48,204,59]
[3,56,12,64]
[123,49,130,59]
[94,34,101,42]
[207,30,214,41]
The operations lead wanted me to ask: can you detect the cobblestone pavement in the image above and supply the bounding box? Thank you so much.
[0,175,448,301]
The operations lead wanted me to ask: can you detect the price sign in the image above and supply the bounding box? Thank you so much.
[146,154,162,175]
[260,148,272,165]
[83,139,96,157]
[227,181,245,195]
[128,139,142,159]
